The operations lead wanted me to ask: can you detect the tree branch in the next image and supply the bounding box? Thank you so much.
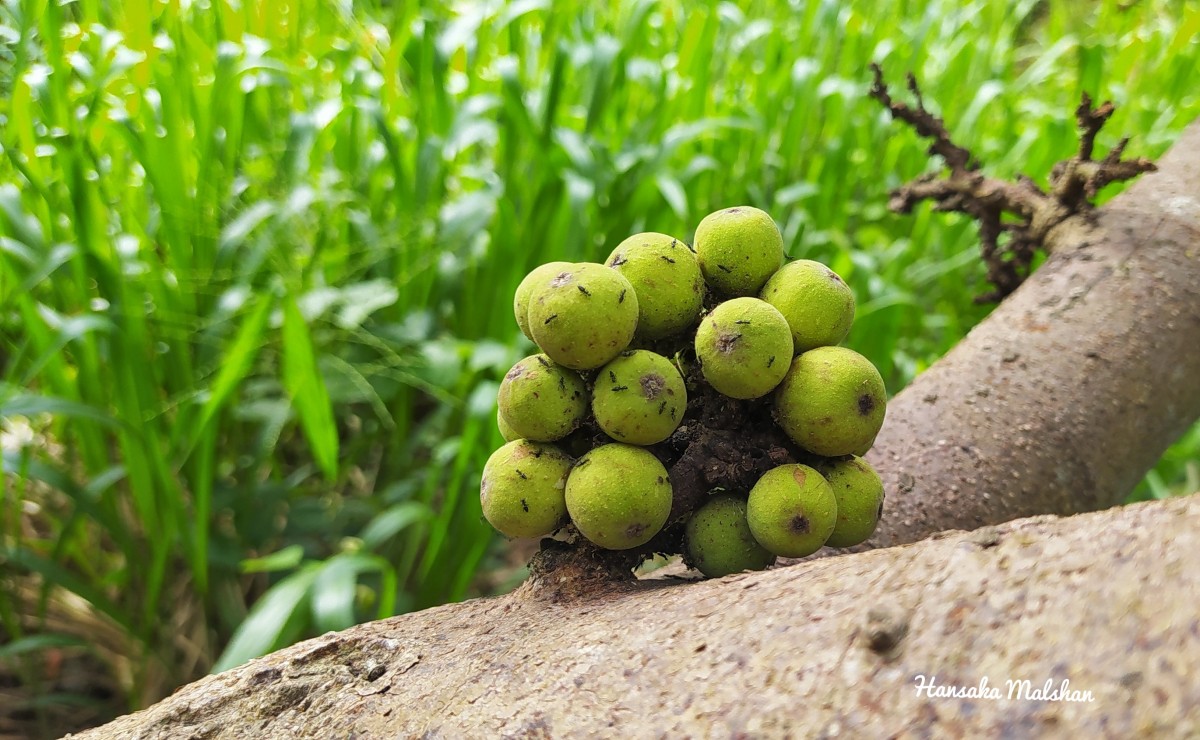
[67,494,1200,738]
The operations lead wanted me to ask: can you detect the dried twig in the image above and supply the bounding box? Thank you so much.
[869,64,1157,302]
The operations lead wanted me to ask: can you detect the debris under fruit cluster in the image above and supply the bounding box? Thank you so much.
[483,207,889,580]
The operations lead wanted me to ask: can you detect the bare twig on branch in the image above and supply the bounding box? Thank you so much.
[868,64,1157,302]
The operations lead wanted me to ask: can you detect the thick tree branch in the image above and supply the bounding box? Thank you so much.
[67,494,1200,738]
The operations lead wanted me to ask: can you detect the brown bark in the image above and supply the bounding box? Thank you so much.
[859,119,1200,550]
[67,493,1200,739]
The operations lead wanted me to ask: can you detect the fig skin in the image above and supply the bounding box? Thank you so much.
[480,440,574,539]
[773,346,887,457]
[528,263,640,370]
[695,297,793,399]
[746,463,838,558]
[565,443,673,550]
[685,494,776,578]
[694,206,785,296]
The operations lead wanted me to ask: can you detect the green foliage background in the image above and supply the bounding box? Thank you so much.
[1,0,1197,729]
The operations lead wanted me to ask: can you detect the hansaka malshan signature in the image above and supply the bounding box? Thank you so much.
[913,674,1096,703]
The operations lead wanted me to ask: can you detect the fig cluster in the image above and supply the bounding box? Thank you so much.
[482,206,888,579]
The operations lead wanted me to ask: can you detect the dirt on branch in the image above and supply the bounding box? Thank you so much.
[68,493,1200,738]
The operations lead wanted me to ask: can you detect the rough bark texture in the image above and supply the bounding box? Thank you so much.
[858,120,1200,550]
[68,493,1200,739]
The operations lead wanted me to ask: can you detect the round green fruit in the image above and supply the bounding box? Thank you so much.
[694,206,785,296]
[694,297,793,399]
[816,456,885,548]
[565,443,672,550]
[685,494,775,578]
[593,350,686,445]
[528,263,639,370]
[514,261,574,341]
[746,464,837,558]
[497,354,588,442]
[606,233,704,340]
[760,259,856,352]
[480,440,573,539]
[773,346,887,457]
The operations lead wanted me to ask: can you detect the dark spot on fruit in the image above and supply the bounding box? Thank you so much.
[544,314,558,324]
[610,254,626,267]
[578,285,592,297]
[506,365,525,380]
[716,333,741,353]
[735,319,751,325]
[558,377,566,391]
[626,522,647,539]
[789,515,810,534]
[521,498,529,512]
[670,406,677,420]
[640,373,666,399]
[858,393,877,416]
[611,385,628,392]
[768,355,776,367]
[536,356,550,367]
[516,469,528,480]
[657,476,665,484]
[550,272,573,287]
[532,448,543,458]
[826,269,844,283]
[727,208,741,213]
[658,400,667,415]
[619,289,627,303]
[660,255,676,264]
[717,264,732,273]
[607,370,617,383]
[792,468,807,486]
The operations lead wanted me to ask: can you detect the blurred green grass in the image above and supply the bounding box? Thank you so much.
[0,0,1197,728]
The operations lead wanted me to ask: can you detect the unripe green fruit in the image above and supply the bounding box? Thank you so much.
[694,206,785,296]
[760,259,856,352]
[565,443,672,550]
[514,261,573,341]
[773,346,887,457]
[497,409,519,442]
[480,440,573,538]
[606,233,704,340]
[497,354,588,442]
[685,494,775,577]
[746,464,837,558]
[816,456,885,548]
[528,263,640,370]
[593,350,686,445]
[694,297,793,399]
